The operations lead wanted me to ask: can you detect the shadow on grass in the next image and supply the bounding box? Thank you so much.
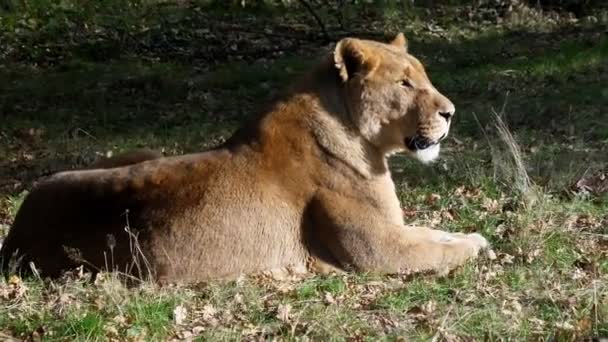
[0,12,606,195]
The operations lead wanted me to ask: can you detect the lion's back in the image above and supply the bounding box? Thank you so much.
[0,150,231,277]
[1,147,313,280]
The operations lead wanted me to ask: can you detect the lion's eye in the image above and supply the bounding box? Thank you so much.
[400,79,414,88]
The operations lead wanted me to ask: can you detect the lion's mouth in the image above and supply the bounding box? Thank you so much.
[405,136,434,151]
[405,133,447,151]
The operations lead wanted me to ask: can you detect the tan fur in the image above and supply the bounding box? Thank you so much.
[1,34,488,283]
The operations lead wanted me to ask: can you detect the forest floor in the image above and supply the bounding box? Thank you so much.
[1,2,607,340]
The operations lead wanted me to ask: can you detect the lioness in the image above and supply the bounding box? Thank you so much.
[1,33,489,283]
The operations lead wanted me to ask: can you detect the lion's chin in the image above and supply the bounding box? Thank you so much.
[412,143,440,164]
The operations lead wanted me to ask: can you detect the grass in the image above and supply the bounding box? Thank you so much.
[1,1,608,340]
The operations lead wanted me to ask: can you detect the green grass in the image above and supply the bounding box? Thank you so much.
[0,275,191,340]
[62,312,106,341]
[1,1,608,340]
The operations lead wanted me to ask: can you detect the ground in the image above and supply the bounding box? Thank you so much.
[0,1,607,340]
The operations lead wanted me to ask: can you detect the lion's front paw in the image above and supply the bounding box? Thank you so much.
[463,233,497,261]
[435,233,488,275]
[438,231,489,253]
[466,233,489,251]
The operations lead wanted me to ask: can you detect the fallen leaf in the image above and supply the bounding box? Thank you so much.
[573,170,608,196]
[570,268,586,280]
[576,318,592,333]
[528,317,546,333]
[425,193,441,205]
[555,321,574,331]
[234,293,244,305]
[173,305,187,325]
[199,304,218,326]
[8,275,21,286]
[497,252,515,265]
[486,249,497,260]
[402,208,417,218]
[1,275,27,299]
[276,303,292,323]
[323,291,336,305]
[482,198,500,213]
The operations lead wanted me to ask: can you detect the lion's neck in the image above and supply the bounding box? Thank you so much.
[308,102,387,178]
[226,56,388,179]
[300,59,388,178]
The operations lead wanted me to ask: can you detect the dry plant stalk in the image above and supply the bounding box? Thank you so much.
[476,94,539,207]
[491,108,532,197]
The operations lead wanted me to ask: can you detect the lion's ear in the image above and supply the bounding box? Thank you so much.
[333,38,379,82]
[390,32,408,52]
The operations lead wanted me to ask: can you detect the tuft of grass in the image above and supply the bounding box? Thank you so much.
[61,312,106,341]
[125,296,178,339]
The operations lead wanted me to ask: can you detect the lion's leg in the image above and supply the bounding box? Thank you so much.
[310,193,489,275]
[390,226,488,274]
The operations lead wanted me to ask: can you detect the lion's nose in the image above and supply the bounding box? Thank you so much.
[439,111,453,122]
[435,95,455,122]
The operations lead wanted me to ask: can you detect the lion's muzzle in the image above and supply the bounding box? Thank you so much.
[405,135,438,151]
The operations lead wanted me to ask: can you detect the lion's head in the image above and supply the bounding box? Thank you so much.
[334,33,455,163]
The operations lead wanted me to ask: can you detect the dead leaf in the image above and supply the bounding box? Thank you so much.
[511,299,522,313]
[8,275,21,286]
[113,315,127,326]
[576,318,592,333]
[565,214,600,232]
[425,193,441,206]
[441,210,455,221]
[407,300,437,322]
[323,291,336,305]
[1,275,27,299]
[482,198,500,213]
[192,326,205,335]
[421,300,436,315]
[570,268,586,280]
[402,208,417,218]
[525,248,542,264]
[234,293,244,305]
[486,249,497,260]
[276,303,292,323]
[104,325,119,338]
[528,317,546,333]
[201,304,216,320]
[495,223,515,239]
[573,171,608,196]
[173,305,187,325]
[175,329,193,340]
[453,185,482,199]
[555,321,574,331]
[497,252,515,265]
[30,326,45,342]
